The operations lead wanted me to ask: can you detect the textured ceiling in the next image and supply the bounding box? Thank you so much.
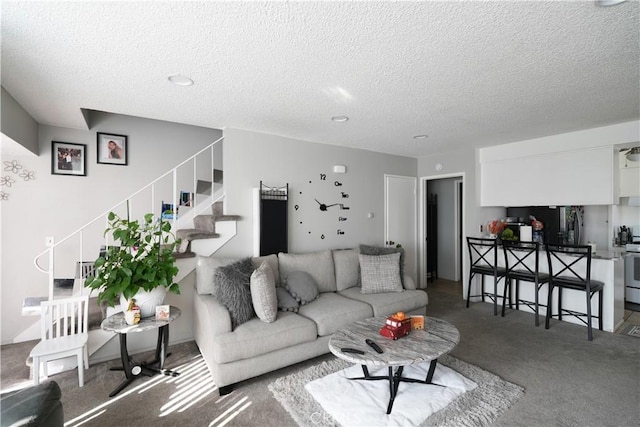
[1,1,639,158]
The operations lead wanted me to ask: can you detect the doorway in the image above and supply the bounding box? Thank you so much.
[419,173,465,292]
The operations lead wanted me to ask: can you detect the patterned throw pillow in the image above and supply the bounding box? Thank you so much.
[213,258,256,329]
[359,252,403,294]
[250,261,278,323]
[359,244,405,286]
[276,287,299,313]
[284,271,319,306]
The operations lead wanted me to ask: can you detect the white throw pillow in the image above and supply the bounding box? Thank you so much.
[250,261,278,323]
[359,252,403,294]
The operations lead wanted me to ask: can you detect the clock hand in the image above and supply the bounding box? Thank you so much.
[315,199,328,211]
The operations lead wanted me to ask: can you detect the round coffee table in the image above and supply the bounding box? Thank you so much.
[329,316,460,414]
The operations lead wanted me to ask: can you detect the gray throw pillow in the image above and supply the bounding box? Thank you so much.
[213,258,256,329]
[359,252,403,294]
[250,261,277,323]
[195,256,239,295]
[360,244,405,286]
[276,287,299,313]
[284,271,319,306]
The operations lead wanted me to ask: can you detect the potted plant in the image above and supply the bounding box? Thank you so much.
[84,212,181,317]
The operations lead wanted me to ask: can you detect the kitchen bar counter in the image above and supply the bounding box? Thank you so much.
[467,244,625,333]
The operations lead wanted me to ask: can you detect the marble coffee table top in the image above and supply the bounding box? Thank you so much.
[101,306,181,334]
[329,316,460,366]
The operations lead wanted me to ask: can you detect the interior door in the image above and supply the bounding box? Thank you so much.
[385,174,417,282]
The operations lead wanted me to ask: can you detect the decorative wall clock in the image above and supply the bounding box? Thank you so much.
[295,172,350,239]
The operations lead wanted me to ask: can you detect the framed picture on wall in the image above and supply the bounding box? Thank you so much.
[97,132,128,165]
[51,141,87,176]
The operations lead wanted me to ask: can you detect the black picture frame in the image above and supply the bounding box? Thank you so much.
[51,141,87,176]
[97,132,128,165]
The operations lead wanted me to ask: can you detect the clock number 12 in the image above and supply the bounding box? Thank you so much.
[320,173,326,181]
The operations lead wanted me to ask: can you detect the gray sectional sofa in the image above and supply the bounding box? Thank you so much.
[193,248,428,393]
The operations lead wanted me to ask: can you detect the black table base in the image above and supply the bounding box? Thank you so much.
[347,358,444,414]
[109,324,180,397]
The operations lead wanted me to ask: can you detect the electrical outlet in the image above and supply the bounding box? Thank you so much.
[480,225,483,233]
[45,236,54,247]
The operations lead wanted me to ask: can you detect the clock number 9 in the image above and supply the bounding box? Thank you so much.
[320,174,326,181]
[294,204,299,211]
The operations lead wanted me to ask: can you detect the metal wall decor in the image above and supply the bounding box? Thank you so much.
[295,171,350,240]
[2,159,37,201]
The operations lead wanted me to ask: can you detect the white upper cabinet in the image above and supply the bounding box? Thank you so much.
[481,146,614,206]
[479,122,640,207]
[619,149,640,197]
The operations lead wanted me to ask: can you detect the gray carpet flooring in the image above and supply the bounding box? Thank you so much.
[1,284,639,427]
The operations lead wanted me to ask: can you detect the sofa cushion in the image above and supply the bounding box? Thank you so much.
[213,258,256,329]
[196,256,239,295]
[252,254,280,286]
[297,293,373,336]
[360,244,405,286]
[250,261,278,323]
[339,287,428,317]
[333,248,360,291]
[359,252,403,294]
[276,287,299,312]
[284,271,319,305]
[278,250,337,293]
[212,311,317,363]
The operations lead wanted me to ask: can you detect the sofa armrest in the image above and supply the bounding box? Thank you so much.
[403,275,416,290]
[195,293,232,336]
[0,381,63,427]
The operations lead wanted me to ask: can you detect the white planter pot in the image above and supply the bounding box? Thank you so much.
[120,287,167,318]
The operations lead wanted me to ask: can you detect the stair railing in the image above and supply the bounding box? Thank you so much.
[33,136,224,301]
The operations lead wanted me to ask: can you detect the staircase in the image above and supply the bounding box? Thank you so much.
[22,136,240,377]
[175,200,241,257]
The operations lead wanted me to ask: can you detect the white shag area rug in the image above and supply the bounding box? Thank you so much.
[269,354,524,427]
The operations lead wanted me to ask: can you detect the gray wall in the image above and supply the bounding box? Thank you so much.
[1,112,221,344]
[216,128,417,258]
[1,87,39,155]
[418,148,505,294]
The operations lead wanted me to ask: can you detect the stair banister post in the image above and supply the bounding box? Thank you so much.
[192,155,198,211]
[210,144,214,197]
[48,239,54,301]
[172,168,178,227]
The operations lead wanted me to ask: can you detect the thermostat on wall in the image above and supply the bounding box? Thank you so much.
[333,165,347,174]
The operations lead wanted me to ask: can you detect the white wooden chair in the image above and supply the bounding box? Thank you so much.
[30,296,90,387]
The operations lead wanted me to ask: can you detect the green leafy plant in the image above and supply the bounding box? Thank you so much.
[84,212,181,307]
[499,228,518,241]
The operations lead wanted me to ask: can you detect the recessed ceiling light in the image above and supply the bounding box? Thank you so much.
[413,134,429,140]
[331,116,349,122]
[168,74,194,86]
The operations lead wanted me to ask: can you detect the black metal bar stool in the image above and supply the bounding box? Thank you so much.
[466,237,508,316]
[545,244,604,341]
[501,241,549,326]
